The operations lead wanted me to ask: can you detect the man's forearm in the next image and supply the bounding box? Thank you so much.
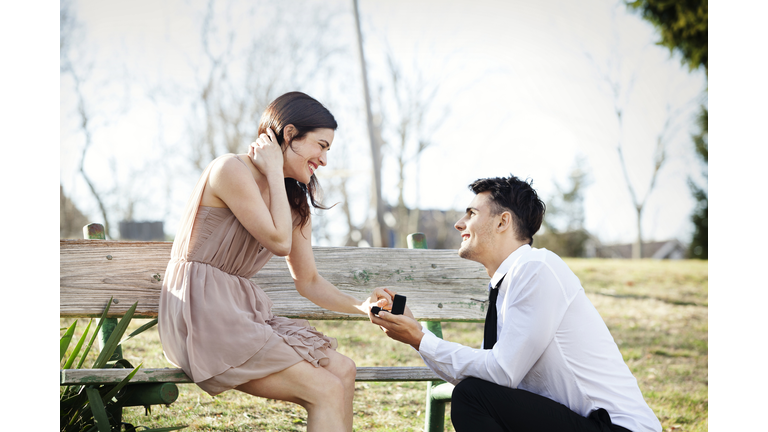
[417,330,514,386]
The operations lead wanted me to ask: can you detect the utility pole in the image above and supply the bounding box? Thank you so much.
[352,0,388,247]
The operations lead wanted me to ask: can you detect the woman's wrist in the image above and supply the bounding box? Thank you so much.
[264,170,286,186]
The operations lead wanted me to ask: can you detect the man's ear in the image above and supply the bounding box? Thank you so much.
[497,211,512,233]
[283,124,297,143]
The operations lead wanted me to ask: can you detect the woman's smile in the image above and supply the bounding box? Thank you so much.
[284,128,334,183]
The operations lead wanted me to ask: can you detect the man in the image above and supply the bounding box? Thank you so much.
[370,175,661,432]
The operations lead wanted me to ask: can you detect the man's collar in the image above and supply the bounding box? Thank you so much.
[489,244,531,289]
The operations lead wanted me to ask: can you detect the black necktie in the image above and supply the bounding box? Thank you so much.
[483,275,505,350]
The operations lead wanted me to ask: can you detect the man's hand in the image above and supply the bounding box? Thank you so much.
[370,305,424,350]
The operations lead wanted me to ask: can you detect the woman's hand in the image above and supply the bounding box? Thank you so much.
[249,128,284,177]
[362,287,393,315]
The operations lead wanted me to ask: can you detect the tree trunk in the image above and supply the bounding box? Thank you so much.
[353,0,388,247]
[633,206,642,259]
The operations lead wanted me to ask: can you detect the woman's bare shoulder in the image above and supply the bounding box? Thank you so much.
[210,154,254,181]
[203,154,253,207]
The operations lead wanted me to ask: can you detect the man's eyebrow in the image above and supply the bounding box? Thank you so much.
[466,207,477,213]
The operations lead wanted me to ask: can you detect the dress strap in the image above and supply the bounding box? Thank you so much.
[232,154,249,168]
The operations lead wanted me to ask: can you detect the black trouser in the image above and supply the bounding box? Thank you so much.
[450,377,633,432]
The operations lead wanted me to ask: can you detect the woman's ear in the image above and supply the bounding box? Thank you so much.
[283,124,297,143]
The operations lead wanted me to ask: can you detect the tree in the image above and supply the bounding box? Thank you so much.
[688,107,707,258]
[353,0,389,247]
[585,3,700,259]
[186,0,345,170]
[376,47,449,248]
[60,185,89,239]
[61,0,172,240]
[60,1,352,243]
[60,0,114,238]
[534,157,593,257]
[593,60,688,259]
[627,0,708,73]
[628,0,708,259]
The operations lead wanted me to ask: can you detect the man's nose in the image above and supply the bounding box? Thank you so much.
[454,218,465,231]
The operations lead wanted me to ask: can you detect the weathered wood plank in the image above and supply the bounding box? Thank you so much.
[61,368,192,385]
[60,366,441,385]
[61,240,489,321]
[354,366,442,382]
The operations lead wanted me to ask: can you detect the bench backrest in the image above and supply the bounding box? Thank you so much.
[60,240,490,321]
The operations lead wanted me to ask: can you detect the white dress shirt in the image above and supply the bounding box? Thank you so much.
[417,245,661,432]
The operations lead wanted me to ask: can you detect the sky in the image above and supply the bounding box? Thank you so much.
[3,2,768,429]
[56,0,708,247]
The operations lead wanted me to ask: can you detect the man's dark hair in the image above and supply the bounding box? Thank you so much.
[468,175,545,245]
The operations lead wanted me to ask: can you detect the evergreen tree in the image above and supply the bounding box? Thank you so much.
[688,107,707,258]
[535,158,592,257]
[627,0,708,73]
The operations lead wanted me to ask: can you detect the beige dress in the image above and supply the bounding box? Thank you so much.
[158,155,337,396]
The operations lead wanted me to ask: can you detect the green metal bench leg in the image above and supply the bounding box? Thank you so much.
[422,320,454,432]
[425,380,455,432]
[425,381,446,432]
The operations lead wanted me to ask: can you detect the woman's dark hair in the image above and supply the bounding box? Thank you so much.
[256,92,337,229]
[468,175,546,245]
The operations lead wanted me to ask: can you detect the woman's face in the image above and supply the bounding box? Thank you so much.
[283,128,334,184]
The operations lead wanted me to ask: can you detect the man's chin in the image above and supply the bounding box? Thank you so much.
[458,246,472,260]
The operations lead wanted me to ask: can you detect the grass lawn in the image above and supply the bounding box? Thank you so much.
[61,258,707,431]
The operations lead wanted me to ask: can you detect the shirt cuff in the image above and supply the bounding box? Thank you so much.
[418,328,441,358]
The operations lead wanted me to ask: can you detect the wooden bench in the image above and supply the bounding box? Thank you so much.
[60,226,490,432]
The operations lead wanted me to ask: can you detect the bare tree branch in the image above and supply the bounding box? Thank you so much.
[61,2,113,238]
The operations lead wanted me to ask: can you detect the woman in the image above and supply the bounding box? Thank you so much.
[159,92,389,431]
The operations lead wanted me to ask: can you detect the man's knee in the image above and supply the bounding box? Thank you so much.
[451,378,506,432]
[453,377,487,404]
[451,378,491,418]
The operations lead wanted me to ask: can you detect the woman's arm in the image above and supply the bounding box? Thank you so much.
[208,130,293,256]
[286,216,391,314]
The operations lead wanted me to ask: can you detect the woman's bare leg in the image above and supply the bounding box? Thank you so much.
[235,360,346,432]
[319,349,357,431]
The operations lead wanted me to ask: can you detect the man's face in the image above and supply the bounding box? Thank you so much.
[454,192,498,263]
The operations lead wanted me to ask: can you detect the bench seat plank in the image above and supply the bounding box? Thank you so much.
[61,366,442,385]
[61,240,489,321]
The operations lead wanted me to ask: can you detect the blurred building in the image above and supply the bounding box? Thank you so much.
[593,239,687,259]
[347,206,463,250]
[119,221,165,241]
